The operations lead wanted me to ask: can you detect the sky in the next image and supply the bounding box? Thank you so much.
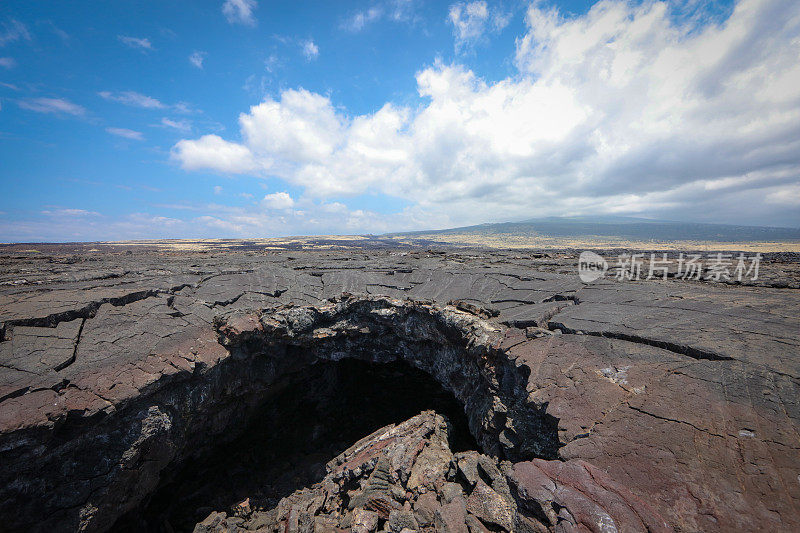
[0,0,798,242]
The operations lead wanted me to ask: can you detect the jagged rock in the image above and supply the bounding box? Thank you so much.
[188,411,516,533]
[312,515,338,532]
[465,513,491,533]
[351,508,380,533]
[0,247,798,532]
[412,491,439,527]
[439,482,464,504]
[193,512,245,533]
[465,480,514,532]
[434,495,469,533]
[387,509,418,532]
[406,436,453,492]
[349,456,394,511]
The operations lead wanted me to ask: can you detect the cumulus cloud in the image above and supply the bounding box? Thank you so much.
[189,50,207,68]
[448,1,511,51]
[172,134,260,173]
[173,0,800,228]
[262,191,295,210]
[240,89,344,163]
[118,35,153,51]
[223,0,257,26]
[106,127,144,140]
[0,57,14,68]
[19,97,86,116]
[301,39,319,60]
[99,90,166,109]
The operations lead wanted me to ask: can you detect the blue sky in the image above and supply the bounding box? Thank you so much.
[1,0,798,242]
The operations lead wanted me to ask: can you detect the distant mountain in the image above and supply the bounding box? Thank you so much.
[392,216,800,242]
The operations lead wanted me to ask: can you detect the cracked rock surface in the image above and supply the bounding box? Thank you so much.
[0,247,799,532]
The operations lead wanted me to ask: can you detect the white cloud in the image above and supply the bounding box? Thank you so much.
[302,39,319,60]
[179,198,434,237]
[99,90,166,109]
[19,97,86,116]
[343,7,384,32]
[214,185,223,195]
[174,0,800,228]
[118,35,153,51]
[765,185,800,205]
[0,19,31,46]
[160,117,192,132]
[0,57,15,68]
[172,134,261,173]
[341,0,418,30]
[106,127,144,140]
[189,50,206,68]
[448,1,510,51]
[223,0,257,26]
[240,89,344,163]
[389,0,416,22]
[4,198,442,241]
[262,191,295,210]
[264,53,279,72]
[173,101,197,114]
[41,208,100,217]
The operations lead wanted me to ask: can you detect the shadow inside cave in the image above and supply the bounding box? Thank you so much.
[114,359,479,532]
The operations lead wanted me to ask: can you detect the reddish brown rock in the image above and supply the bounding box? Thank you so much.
[509,459,670,532]
[0,247,797,532]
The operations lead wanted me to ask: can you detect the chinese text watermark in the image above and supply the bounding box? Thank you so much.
[578,251,761,283]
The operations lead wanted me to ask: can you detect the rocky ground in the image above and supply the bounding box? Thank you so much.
[0,245,798,532]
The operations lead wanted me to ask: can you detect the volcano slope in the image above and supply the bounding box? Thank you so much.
[0,247,798,532]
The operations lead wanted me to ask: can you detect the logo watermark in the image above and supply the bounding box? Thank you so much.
[578,251,609,282]
[577,252,761,283]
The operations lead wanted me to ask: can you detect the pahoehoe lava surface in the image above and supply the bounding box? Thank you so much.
[0,247,799,532]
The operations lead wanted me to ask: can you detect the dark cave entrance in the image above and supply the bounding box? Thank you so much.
[116,358,479,532]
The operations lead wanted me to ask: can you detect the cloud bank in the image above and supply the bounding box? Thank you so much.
[173,0,800,230]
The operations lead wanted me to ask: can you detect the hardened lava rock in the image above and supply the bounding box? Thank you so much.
[0,247,798,532]
[192,411,669,533]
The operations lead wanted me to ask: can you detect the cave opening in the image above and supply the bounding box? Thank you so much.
[115,358,479,532]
